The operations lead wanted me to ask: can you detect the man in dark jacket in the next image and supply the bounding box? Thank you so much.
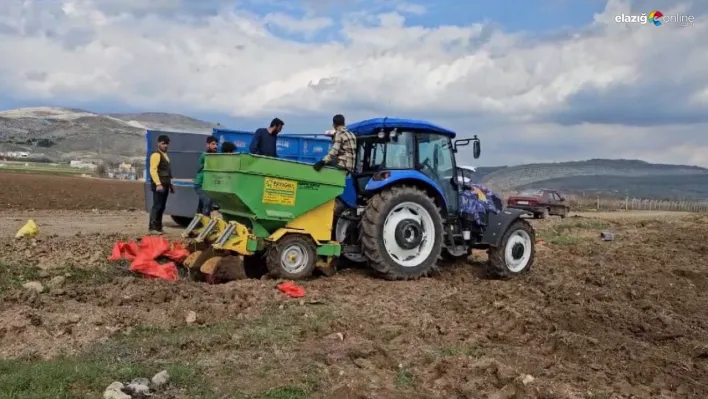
[148,135,174,235]
[194,136,218,216]
[249,118,283,157]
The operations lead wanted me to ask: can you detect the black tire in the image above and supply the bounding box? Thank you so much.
[171,215,193,227]
[440,246,473,262]
[266,234,316,280]
[560,209,568,219]
[486,219,535,278]
[360,185,443,280]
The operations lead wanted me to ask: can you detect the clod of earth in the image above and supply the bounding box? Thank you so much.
[22,281,44,293]
[46,275,65,289]
[103,382,130,399]
[151,370,170,387]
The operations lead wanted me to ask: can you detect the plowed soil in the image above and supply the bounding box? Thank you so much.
[0,171,143,210]
[1,171,708,398]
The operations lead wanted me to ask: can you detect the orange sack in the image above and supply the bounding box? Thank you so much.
[108,236,189,281]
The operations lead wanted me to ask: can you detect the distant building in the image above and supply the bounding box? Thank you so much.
[69,160,97,171]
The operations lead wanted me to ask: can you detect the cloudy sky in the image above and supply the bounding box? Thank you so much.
[0,0,705,166]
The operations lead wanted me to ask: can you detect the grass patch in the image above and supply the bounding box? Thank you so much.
[395,366,414,389]
[0,356,204,399]
[547,235,584,246]
[0,304,337,398]
[0,262,40,297]
[435,342,486,358]
[0,261,127,298]
[537,218,611,246]
[555,219,610,234]
[63,265,128,285]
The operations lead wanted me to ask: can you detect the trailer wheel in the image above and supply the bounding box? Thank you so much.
[360,185,443,280]
[486,219,535,278]
[266,234,316,280]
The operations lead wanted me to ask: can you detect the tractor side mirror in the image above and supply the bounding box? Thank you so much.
[472,140,481,159]
[453,136,481,159]
[560,197,566,202]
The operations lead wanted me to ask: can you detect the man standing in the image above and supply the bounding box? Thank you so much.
[148,134,174,235]
[313,114,356,172]
[194,136,218,216]
[249,118,283,157]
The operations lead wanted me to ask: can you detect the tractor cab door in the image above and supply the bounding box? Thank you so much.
[416,133,458,214]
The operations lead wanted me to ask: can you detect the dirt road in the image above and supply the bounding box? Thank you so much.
[0,210,182,237]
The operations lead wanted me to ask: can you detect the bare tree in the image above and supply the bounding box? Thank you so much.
[96,163,107,177]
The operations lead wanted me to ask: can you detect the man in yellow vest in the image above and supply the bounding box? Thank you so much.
[148,135,174,235]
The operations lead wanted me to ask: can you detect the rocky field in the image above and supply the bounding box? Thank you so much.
[1,171,707,398]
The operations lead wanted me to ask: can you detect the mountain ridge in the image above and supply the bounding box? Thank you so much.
[1,106,706,199]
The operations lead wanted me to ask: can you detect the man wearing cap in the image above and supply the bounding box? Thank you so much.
[148,134,174,235]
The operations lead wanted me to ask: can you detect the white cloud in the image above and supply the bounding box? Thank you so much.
[396,2,426,15]
[263,12,333,36]
[0,0,706,166]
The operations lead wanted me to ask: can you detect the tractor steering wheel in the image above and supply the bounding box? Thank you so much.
[421,157,440,181]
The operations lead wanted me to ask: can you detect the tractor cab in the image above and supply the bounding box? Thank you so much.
[340,118,481,216]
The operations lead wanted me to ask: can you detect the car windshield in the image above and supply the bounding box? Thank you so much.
[519,189,543,196]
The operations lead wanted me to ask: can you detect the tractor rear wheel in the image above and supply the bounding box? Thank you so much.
[266,234,316,280]
[486,219,535,278]
[360,186,443,280]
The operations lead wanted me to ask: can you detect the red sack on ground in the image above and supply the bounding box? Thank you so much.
[278,281,305,298]
[129,257,179,281]
[108,235,187,282]
[164,241,190,263]
[108,241,139,261]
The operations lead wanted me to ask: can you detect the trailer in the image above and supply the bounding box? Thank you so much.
[143,128,333,227]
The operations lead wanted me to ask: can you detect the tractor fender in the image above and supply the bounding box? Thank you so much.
[364,170,448,210]
[480,208,532,247]
[338,175,358,209]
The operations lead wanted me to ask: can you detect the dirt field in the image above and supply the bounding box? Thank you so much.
[2,172,708,398]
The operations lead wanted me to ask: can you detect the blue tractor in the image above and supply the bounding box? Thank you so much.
[332,118,536,279]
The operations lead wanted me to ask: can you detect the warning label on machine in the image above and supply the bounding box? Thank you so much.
[263,177,297,206]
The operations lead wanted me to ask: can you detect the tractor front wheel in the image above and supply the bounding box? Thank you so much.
[266,234,316,280]
[360,186,443,280]
[486,219,535,278]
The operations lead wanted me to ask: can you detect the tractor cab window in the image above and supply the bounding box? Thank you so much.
[417,134,454,182]
[358,131,414,172]
[416,133,458,213]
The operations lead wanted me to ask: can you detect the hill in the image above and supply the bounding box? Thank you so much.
[0,107,215,162]
[480,159,708,200]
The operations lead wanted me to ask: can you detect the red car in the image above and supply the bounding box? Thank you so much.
[506,189,569,219]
